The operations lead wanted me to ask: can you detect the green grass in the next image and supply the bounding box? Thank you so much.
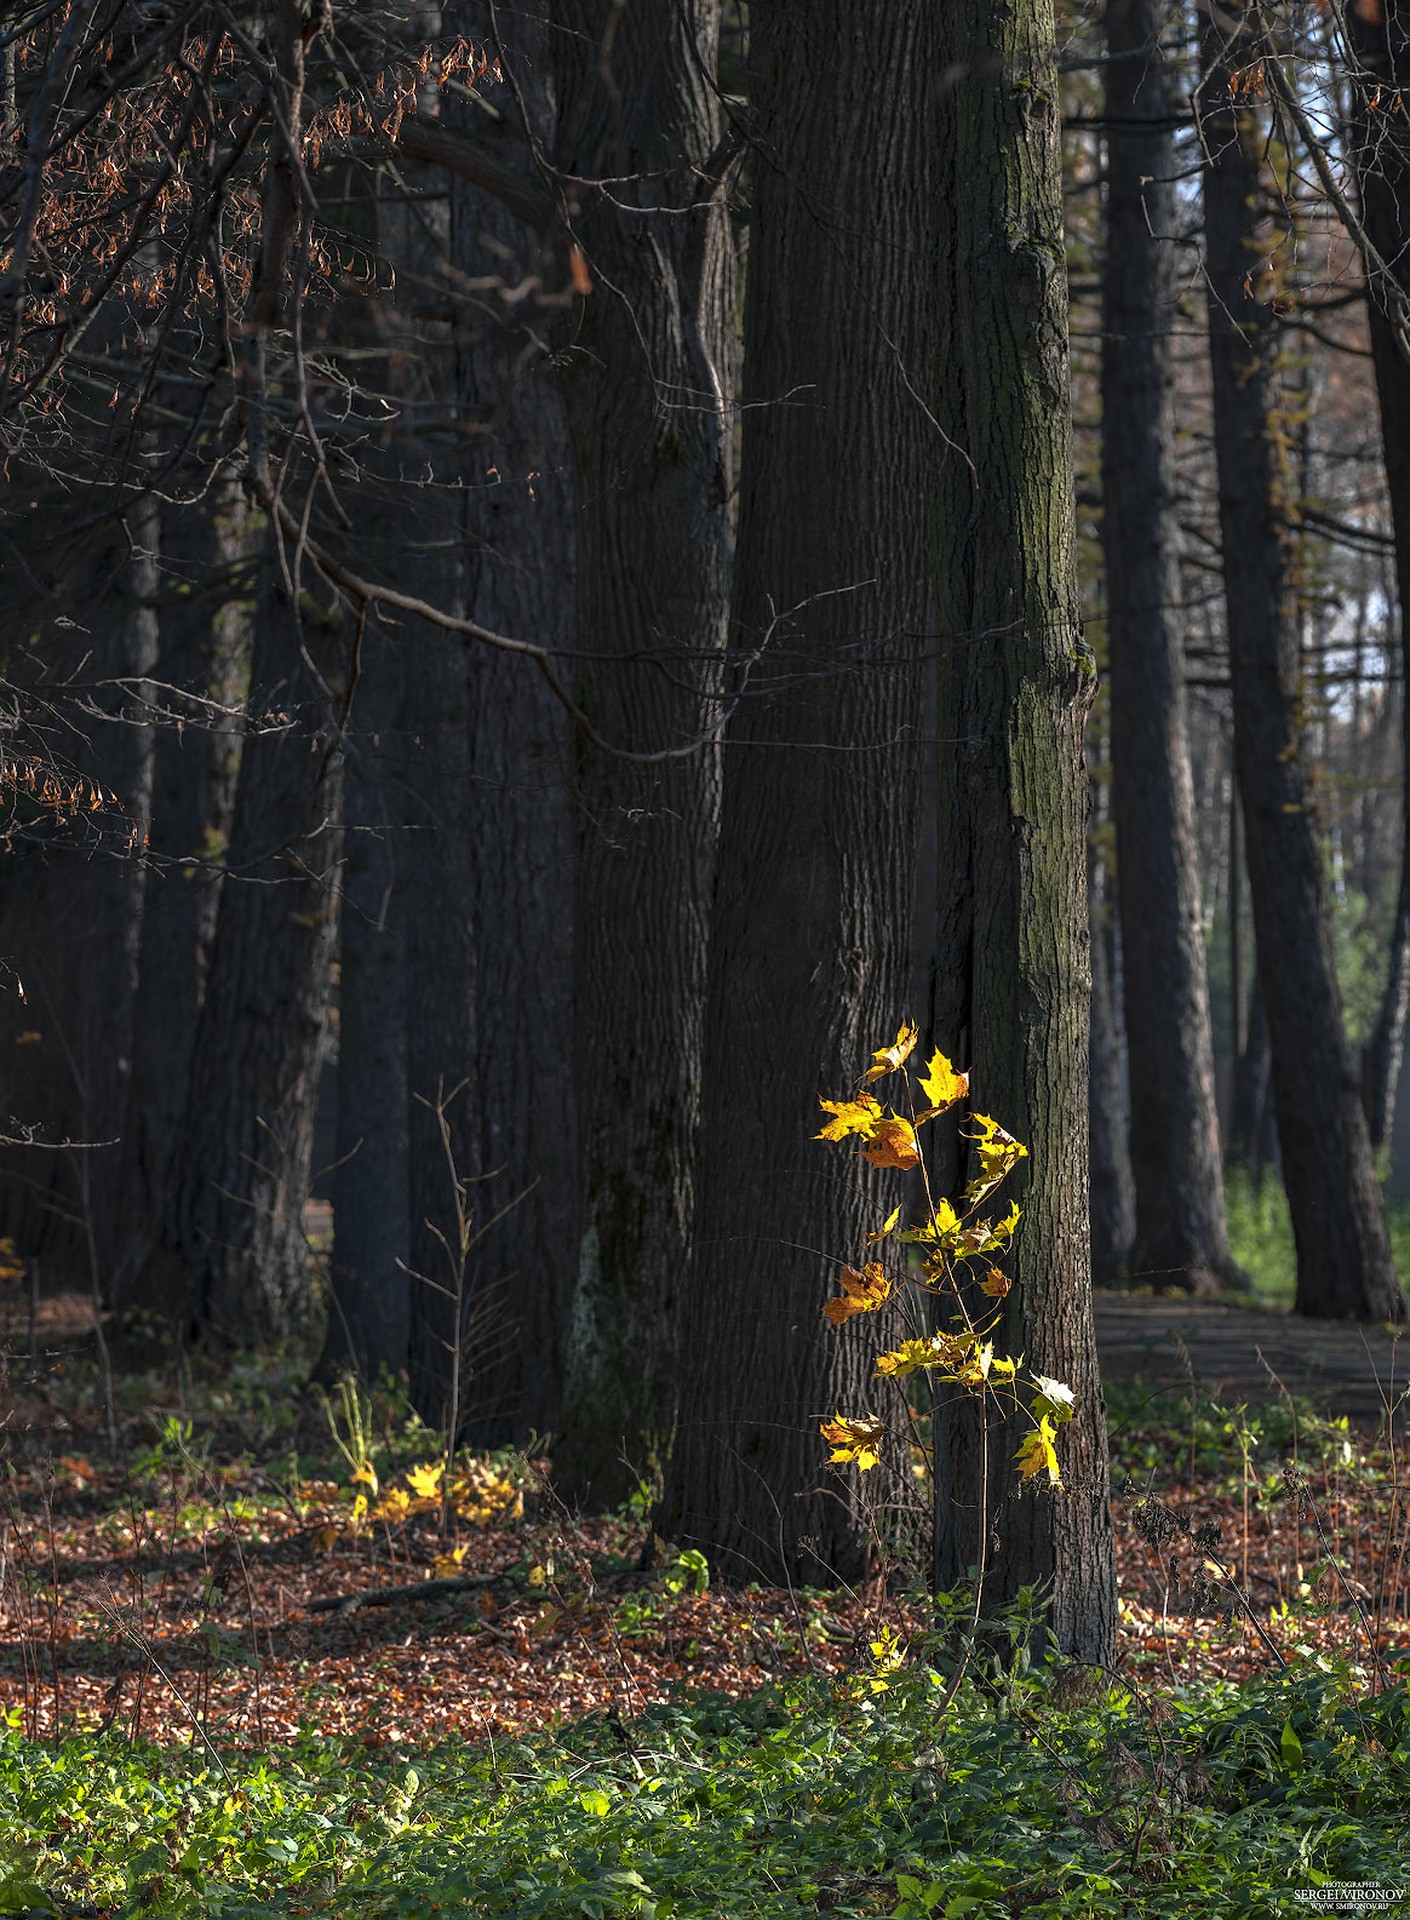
[3,1659,1407,1918]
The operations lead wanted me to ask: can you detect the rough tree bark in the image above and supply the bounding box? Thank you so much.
[662,0,935,1585]
[930,0,1117,1662]
[1102,0,1245,1295]
[1200,6,1405,1323]
[551,0,734,1503]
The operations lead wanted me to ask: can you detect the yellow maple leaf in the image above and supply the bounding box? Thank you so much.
[374,1487,412,1523]
[980,1265,1011,1298]
[964,1114,1028,1202]
[862,1022,920,1085]
[861,1116,920,1170]
[431,1545,467,1579]
[866,1204,903,1244]
[350,1461,379,1496]
[820,1412,886,1471]
[1015,1416,1062,1488]
[900,1197,959,1245]
[919,1049,969,1112]
[406,1461,445,1500]
[816,1092,883,1142]
[823,1261,892,1325]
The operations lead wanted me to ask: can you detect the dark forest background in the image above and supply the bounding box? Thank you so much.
[5,0,1410,1659]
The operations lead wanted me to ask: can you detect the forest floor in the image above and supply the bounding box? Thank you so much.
[1,1290,1408,1753]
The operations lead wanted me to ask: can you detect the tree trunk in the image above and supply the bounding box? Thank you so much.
[144,538,345,1340]
[551,0,734,1503]
[930,0,1117,1663]
[1102,0,1245,1296]
[1088,813,1134,1289]
[455,10,578,1444]
[1349,0,1410,1158]
[662,0,935,1586]
[114,491,246,1309]
[1199,7,1405,1323]
[323,604,409,1382]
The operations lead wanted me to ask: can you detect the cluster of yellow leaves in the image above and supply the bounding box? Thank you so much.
[874,1327,1019,1390]
[313,1456,523,1554]
[820,1413,887,1472]
[815,1020,1078,1498]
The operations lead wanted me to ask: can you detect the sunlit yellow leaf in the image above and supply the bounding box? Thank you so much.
[526,1563,549,1588]
[1015,1416,1062,1487]
[980,1265,1011,1298]
[374,1487,412,1523]
[919,1049,969,1112]
[406,1462,445,1500]
[866,1204,902,1244]
[350,1462,379,1496]
[861,1116,920,1170]
[431,1545,467,1579]
[823,1260,892,1325]
[861,1022,920,1085]
[820,1412,886,1471]
[816,1092,883,1142]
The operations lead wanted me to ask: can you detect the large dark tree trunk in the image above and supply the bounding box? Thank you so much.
[662,0,935,1586]
[930,0,1117,1663]
[1349,0,1410,1158]
[143,541,344,1340]
[551,0,734,1503]
[456,11,577,1445]
[1102,0,1244,1296]
[1199,8,1405,1324]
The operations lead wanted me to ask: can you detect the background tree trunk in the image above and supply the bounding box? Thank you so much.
[324,602,409,1382]
[931,0,1117,1663]
[1102,0,1244,1295]
[145,539,345,1340]
[551,0,734,1503]
[1088,811,1134,1289]
[662,0,935,1586]
[1199,6,1405,1323]
[1349,0,1410,1158]
[114,491,247,1310]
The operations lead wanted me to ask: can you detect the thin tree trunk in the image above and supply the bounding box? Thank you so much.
[551,0,734,1504]
[1349,0,1410,1157]
[1102,0,1245,1295]
[1088,810,1134,1289]
[144,540,345,1339]
[931,0,1117,1663]
[114,492,246,1308]
[663,0,935,1586]
[1199,6,1405,1323]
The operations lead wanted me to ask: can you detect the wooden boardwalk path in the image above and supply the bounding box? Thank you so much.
[1093,1292,1410,1426]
